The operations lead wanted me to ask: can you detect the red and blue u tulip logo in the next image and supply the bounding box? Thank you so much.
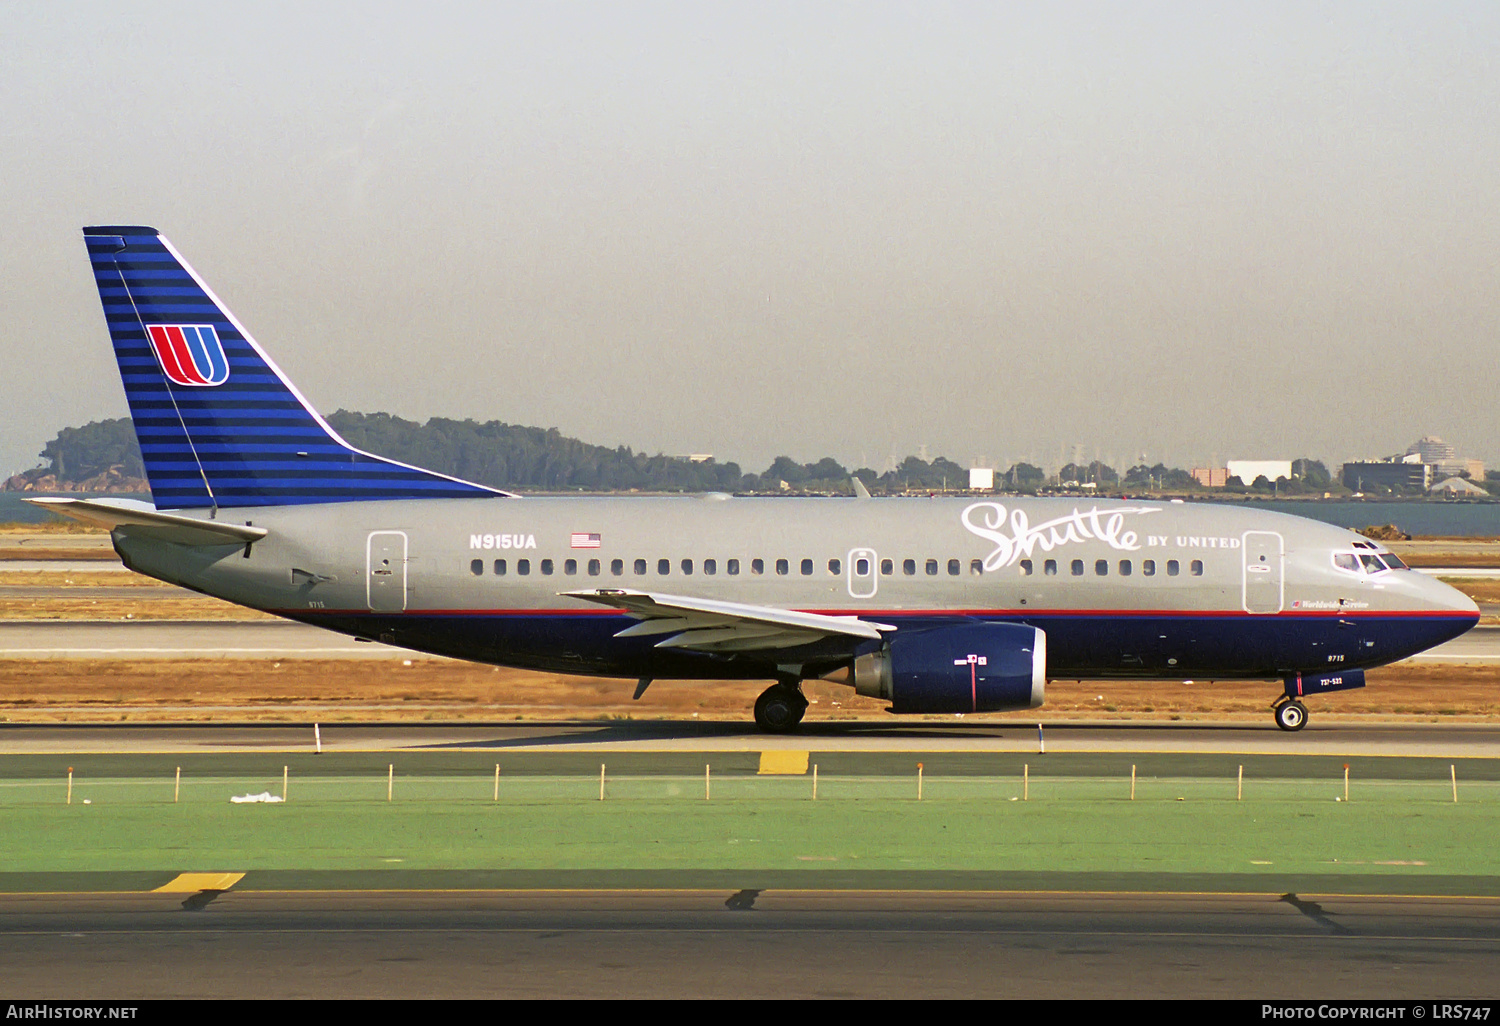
[145,324,230,386]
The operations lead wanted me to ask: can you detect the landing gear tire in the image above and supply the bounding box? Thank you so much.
[754,685,808,733]
[1274,699,1308,732]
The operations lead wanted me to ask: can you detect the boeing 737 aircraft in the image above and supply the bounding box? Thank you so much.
[31,226,1479,732]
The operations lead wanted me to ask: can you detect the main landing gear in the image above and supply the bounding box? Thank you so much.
[754,683,808,733]
[1273,697,1308,732]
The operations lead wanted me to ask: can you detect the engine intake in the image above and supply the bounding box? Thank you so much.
[844,621,1046,714]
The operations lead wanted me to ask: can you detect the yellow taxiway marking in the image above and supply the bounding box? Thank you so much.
[153,872,245,893]
[757,750,810,775]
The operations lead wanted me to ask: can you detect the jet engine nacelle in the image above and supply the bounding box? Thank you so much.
[848,622,1046,714]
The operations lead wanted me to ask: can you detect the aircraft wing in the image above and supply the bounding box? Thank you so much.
[561,588,895,653]
[23,497,268,547]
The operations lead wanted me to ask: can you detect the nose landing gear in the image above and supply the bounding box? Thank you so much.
[754,683,808,733]
[1273,697,1308,732]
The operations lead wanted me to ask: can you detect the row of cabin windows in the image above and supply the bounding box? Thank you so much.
[1018,558,1202,577]
[468,555,1204,578]
[470,557,840,578]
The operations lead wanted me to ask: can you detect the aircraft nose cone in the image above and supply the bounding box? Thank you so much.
[1419,573,1480,616]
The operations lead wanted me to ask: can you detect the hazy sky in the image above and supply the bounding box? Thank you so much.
[3,1,1498,478]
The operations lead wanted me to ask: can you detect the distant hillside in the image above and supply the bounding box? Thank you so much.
[3,413,964,496]
[3,419,149,494]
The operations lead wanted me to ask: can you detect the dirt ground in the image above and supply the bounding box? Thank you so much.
[0,658,1494,724]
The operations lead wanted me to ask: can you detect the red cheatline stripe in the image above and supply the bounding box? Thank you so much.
[270,606,1475,620]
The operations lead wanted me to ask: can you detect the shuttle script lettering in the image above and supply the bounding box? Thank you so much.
[962,502,1160,571]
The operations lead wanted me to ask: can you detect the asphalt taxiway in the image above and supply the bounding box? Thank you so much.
[4,720,1500,757]
[1,890,1495,999]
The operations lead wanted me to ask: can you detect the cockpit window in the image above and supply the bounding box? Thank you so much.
[1334,553,1359,573]
[1358,554,1387,574]
[1380,553,1407,570]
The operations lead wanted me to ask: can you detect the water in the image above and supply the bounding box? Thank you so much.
[5,492,1498,536]
[1187,499,1500,538]
[0,493,115,525]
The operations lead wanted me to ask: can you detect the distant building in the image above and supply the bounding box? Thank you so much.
[1407,435,1456,464]
[968,468,995,491]
[1226,460,1293,486]
[1432,476,1489,496]
[1404,436,1484,480]
[1345,435,1485,493]
[1342,460,1432,493]
[1191,467,1227,488]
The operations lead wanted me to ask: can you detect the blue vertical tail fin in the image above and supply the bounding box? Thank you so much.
[83,226,508,509]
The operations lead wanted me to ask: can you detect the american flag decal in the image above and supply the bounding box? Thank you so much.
[145,324,230,386]
[571,533,602,549]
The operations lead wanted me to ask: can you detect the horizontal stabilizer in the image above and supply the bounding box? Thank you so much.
[562,588,894,654]
[24,497,267,546]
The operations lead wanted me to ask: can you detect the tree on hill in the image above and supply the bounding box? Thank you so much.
[41,419,144,481]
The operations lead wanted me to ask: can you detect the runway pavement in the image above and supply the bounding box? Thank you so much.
[0,889,1495,999]
[0,619,435,658]
[5,720,1500,757]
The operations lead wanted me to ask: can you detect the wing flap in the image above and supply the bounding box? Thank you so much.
[561,588,893,654]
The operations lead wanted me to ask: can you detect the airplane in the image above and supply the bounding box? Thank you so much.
[29,225,1479,733]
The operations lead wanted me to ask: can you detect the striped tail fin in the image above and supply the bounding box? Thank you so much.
[83,226,508,509]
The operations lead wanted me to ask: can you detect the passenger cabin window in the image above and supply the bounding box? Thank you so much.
[540,559,554,575]
[1071,559,1084,576]
[634,558,647,575]
[1095,559,1108,576]
[588,559,600,576]
[658,559,670,575]
[1019,560,1033,576]
[1166,560,1179,576]
[903,559,916,576]
[776,559,789,575]
[1044,559,1057,576]
[518,559,531,576]
[728,558,740,575]
[881,559,894,575]
[800,558,813,576]
[856,558,870,575]
[1142,560,1155,576]
[470,559,483,576]
[1190,560,1204,576]
[948,558,960,576]
[494,559,507,576]
[828,558,841,575]
[610,559,623,575]
[681,558,694,575]
[705,558,717,575]
[564,558,577,575]
[970,559,984,575]
[1119,560,1132,576]
[925,559,938,576]
[752,558,764,575]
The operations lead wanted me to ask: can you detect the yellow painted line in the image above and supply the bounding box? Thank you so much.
[152,872,245,893]
[758,750,810,775]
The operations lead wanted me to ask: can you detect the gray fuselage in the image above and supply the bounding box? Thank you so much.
[111,494,1478,686]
